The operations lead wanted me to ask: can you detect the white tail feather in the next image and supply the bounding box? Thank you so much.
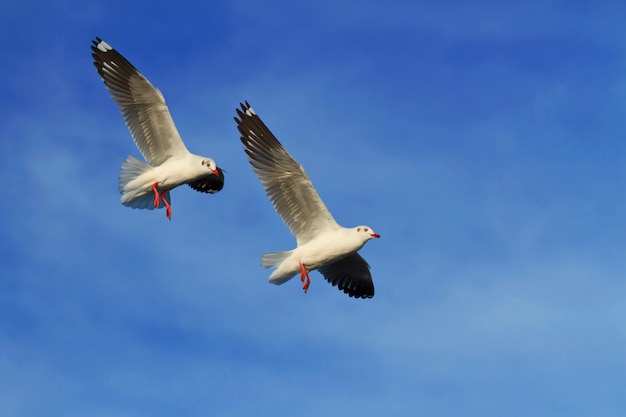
[261,251,291,268]
[118,155,170,210]
[262,251,297,285]
[119,155,150,193]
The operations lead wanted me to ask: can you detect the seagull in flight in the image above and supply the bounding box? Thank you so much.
[235,102,380,298]
[91,37,224,220]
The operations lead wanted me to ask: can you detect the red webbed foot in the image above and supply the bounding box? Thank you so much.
[299,262,310,294]
[151,182,172,220]
[162,195,172,220]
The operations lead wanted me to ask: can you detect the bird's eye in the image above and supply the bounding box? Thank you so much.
[364,228,369,232]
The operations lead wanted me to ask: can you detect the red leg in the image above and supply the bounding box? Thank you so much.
[161,194,172,220]
[151,182,160,208]
[299,262,310,294]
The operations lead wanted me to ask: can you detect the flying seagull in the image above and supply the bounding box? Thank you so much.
[235,102,380,298]
[91,37,224,220]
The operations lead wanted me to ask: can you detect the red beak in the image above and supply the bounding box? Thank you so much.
[370,233,380,238]
[212,169,219,176]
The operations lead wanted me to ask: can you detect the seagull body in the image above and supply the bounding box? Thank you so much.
[91,37,224,219]
[262,227,377,285]
[235,102,380,298]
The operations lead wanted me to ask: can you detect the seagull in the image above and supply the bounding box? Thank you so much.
[91,37,224,220]
[235,102,380,298]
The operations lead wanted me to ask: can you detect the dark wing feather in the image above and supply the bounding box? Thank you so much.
[234,101,338,245]
[187,167,225,194]
[91,37,188,166]
[318,253,375,299]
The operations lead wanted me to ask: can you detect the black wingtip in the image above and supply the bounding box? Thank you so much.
[238,101,253,113]
[234,101,254,129]
[323,272,375,299]
[90,36,106,52]
[344,283,375,299]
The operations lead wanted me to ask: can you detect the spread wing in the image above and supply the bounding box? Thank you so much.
[318,253,375,299]
[91,37,189,166]
[235,101,338,245]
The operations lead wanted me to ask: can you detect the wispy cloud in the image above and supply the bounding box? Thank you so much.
[1,1,625,416]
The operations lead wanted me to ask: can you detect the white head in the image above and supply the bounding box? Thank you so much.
[355,226,381,242]
[201,158,219,176]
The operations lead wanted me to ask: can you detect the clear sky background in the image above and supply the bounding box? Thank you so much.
[1,1,625,416]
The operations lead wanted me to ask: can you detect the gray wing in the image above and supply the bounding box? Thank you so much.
[235,101,338,245]
[318,253,375,299]
[91,38,189,166]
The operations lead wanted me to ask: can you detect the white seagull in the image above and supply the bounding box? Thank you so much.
[91,37,224,220]
[235,102,380,298]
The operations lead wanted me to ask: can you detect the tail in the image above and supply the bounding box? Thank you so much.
[261,251,291,268]
[118,155,170,210]
[262,251,297,286]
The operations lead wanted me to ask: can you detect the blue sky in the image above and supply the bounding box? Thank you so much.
[1,0,625,415]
